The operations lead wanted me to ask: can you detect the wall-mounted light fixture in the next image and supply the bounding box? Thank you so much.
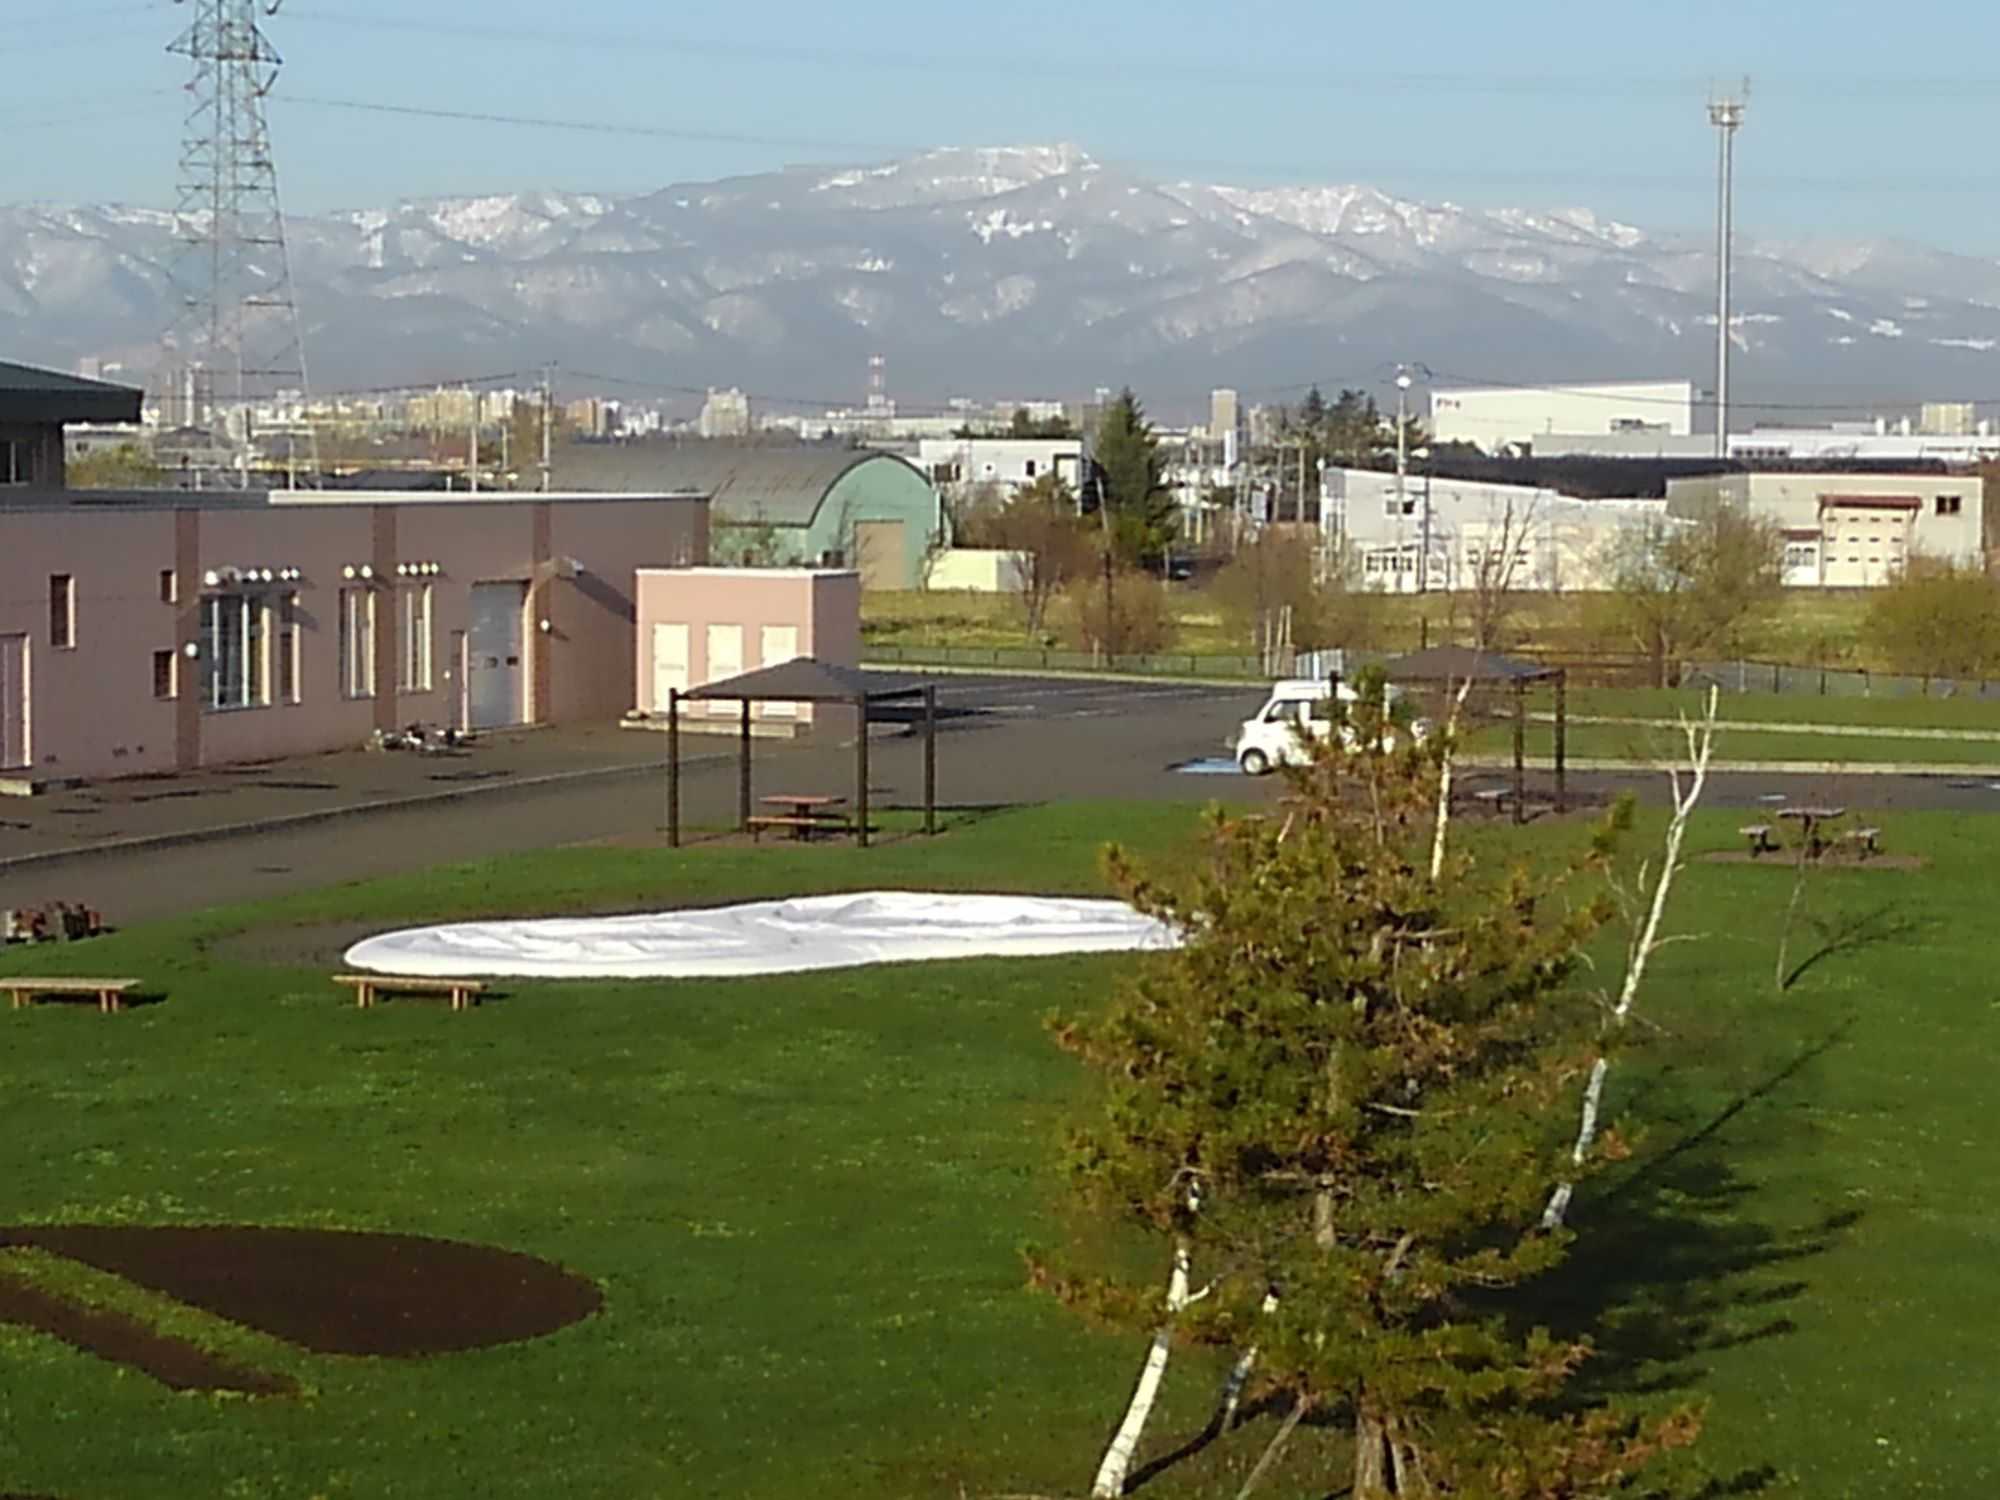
[537,618,553,634]
[182,641,200,660]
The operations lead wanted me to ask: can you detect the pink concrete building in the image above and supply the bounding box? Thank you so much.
[634,567,861,732]
[0,488,706,783]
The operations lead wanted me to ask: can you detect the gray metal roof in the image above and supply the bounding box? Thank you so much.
[0,360,143,425]
[560,442,920,528]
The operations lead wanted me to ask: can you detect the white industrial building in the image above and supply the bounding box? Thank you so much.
[916,437,1084,496]
[1665,471,1984,588]
[1431,380,1697,454]
[1323,467,1665,595]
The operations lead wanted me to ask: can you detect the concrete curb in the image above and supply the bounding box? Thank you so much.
[862,660,1261,690]
[0,750,734,875]
[1459,755,2000,777]
[1533,713,2000,744]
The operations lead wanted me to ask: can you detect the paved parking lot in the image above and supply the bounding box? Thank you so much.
[3,669,1995,927]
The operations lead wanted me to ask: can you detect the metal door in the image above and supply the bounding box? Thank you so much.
[468,583,526,729]
[0,635,26,768]
[651,623,689,712]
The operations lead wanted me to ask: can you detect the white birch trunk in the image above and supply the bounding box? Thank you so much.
[1429,675,1476,884]
[1091,1240,1192,1498]
[1543,687,1717,1230]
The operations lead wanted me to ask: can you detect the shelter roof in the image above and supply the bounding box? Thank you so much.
[1381,645,1560,683]
[685,657,924,703]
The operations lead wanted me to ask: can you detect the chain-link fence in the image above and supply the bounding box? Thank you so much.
[1686,660,2000,700]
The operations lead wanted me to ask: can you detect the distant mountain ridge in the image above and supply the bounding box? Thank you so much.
[4,143,1999,411]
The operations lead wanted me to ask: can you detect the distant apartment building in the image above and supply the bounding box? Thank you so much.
[1665,471,1983,588]
[1431,380,1696,454]
[1325,466,1663,595]
[1920,402,1977,437]
[698,388,753,439]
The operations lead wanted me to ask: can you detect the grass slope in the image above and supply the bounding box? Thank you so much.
[0,802,1996,1497]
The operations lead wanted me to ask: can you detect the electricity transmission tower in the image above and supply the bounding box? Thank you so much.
[164,0,315,486]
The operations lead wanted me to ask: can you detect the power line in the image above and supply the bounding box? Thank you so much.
[277,9,2000,101]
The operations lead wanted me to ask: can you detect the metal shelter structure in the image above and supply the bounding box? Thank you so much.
[1382,646,1568,823]
[666,659,937,848]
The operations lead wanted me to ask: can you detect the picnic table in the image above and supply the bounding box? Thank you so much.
[1777,805,1846,859]
[748,794,849,842]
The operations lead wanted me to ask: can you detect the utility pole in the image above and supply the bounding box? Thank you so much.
[1709,83,1748,460]
[538,365,555,492]
[1394,367,1415,591]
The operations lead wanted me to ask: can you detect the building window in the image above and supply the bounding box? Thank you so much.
[201,592,267,710]
[153,649,178,700]
[339,588,376,699]
[49,574,75,649]
[159,569,178,605]
[1,440,31,486]
[278,592,301,704]
[1937,495,1963,516]
[399,584,433,692]
[1024,459,1038,478]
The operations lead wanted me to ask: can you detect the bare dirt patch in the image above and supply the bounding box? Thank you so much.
[0,1226,602,1358]
[0,1265,294,1395]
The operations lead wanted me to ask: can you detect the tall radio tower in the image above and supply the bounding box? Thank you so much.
[164,0,314,484]
[1707,81,1748,460]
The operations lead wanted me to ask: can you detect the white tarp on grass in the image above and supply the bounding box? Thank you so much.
[343,891,1180,980]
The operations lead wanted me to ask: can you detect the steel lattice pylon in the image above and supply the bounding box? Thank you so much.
[163,0,315,484]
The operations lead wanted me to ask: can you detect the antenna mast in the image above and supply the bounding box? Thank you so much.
[1707,80,1748,460]
[165,0,316,487]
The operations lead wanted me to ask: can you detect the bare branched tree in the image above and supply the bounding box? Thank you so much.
[1463,495,1538,651]
[1543,684,1720,1230]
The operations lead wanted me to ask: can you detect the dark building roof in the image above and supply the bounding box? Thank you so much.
[686,658,922,703]
[560,441,921,527]
[1383,646,1560,683]
[0,360,143,425]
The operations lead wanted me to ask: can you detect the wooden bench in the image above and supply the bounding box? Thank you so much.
[5,977,140,1014]
[1839,826,1882,859]
[1740,823,1778,856]
[332,974,485,1012]
[746,814,852,842]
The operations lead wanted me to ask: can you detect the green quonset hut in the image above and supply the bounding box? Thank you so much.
[563,442,942,590]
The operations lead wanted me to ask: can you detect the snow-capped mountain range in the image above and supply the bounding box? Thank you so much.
[5,143,2000,410]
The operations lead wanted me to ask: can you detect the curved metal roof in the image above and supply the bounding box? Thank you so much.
[560,442,925,528]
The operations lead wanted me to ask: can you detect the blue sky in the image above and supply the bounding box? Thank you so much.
[14,0,2000,249]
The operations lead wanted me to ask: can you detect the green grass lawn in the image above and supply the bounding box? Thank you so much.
[1463,721,2000,766]
[3,802,1999,1497]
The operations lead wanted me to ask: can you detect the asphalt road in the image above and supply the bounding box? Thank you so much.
[8,671,1999,927]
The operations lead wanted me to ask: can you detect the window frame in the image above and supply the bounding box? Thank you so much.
[399,582,433,693]
[200,590,270,712]
[152,648,178,701]
[49,574,75,650]
[339,587,377,700]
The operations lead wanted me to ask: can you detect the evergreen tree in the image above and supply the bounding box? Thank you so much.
[1036,690,1699,1497]
[1090,389,1177,561]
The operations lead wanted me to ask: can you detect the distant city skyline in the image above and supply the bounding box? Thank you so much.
[13,0,2000,251]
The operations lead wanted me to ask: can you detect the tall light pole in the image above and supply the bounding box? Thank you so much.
[1394,367,1418,591]
[1709,84,1748,460]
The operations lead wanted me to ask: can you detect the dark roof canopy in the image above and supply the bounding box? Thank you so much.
[685,657,923,703]
[1382,645,1561,683]
[0,360,143,425]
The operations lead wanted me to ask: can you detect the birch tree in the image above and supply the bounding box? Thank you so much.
[1543,686,1720,1231]
[1034,692,1700,1497]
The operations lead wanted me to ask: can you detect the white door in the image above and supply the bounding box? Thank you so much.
[651,623,689,711]
[704,624,743,717]
[759,625,800,719]
[0,635,27,768]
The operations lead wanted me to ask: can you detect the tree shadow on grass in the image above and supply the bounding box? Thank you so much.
[1521,1025,1862,1495]
[1780,901,1929,992]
